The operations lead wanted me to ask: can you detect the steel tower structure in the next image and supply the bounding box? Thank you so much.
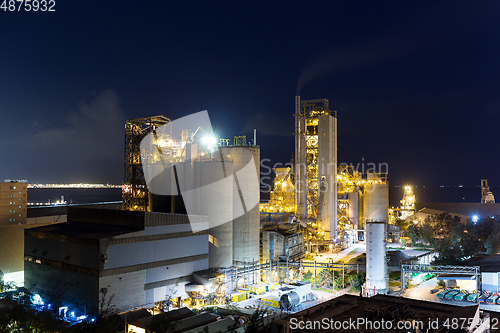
[294,96,337,239]
[123,115,171,211]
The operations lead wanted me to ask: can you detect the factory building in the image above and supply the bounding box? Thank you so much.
[135,114,260,269]
[463,255,500,293]
[24,207,209,317]
[0,180,27,226]
[260,230,303,262]
[294,96,337,239]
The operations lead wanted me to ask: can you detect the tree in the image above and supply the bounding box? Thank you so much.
[333,276,344,289]
[396,218,410,232]
[301,271,312,283]
[485,223,500,254]
[407,223,419,245]
[317,269,332,288]
[348,273,365,291]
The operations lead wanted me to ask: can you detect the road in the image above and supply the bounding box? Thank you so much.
[311,243,366,263]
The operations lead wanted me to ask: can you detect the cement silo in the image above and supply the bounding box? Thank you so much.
[365,221,388,296]
[219,146,260,266]
[364,179,389,224]
[191,159,234,268]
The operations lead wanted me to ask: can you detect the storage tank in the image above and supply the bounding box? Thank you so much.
[219,146,260,267]
[189,159,234,268]
[347,191,359,228]
[365,221,388,296]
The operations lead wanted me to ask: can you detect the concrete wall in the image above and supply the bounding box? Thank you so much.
[99,270,145,313]
[24,260,99,318]
[27,215,67,224]
[482,272,498,292]
[25,234,100,271]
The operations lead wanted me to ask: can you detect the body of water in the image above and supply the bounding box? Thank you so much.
[28,188,122,205]
[27,186,497,207]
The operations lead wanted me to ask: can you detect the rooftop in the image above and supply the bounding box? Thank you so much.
[463,254,500,272]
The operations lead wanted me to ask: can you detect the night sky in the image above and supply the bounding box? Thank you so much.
[1,1,499,190]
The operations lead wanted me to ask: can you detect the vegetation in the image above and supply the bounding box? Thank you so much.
[347,273,365,291]
[316,269,333,288]
[406,213,500,265]
[301,271,312,283]
[333,276,344,289]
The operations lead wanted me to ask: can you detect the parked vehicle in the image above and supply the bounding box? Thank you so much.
[436,288,451,299]
[429,288,440,294]
[466,291,478,302]
[485,293,498,305]
[478,291,490,303]
[445,289,461,299]
[453,290,469,301]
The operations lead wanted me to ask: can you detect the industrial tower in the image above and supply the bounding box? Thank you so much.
[481,179,495,203]
[123,115,171,211]
[294,96,337,239]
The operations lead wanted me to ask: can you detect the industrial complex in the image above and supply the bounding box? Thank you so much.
[0,96,498,332]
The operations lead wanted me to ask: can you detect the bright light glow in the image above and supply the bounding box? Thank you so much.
[201,135,218,148]
[32,294,44,306]
[472,215,479,223]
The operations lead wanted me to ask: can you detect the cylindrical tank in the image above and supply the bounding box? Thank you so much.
[190,160,234,268]
[364,184,389,223]
[219,146,260,267]
[348,191,359,228]
[280,291,300,310]
[365,221,388,296]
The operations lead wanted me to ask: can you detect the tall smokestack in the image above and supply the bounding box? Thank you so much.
[254,129,257,146]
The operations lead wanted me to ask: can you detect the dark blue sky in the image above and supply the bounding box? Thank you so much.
[1,1,499,188]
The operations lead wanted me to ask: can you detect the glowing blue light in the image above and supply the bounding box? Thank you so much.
[70,311,75,317]
[472,215,479,223]
[91,318,95,322]
[31,294,44,306]
[48,304,51,308]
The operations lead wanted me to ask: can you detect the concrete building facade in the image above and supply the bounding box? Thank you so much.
[0,180,27,226]
[24,207,209,318]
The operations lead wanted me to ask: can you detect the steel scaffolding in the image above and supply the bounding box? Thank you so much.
[123,115,171,211]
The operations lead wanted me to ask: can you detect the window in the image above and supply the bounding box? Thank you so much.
[9,210,12,213]
[13,194,15,198]
[10,194,12,198]
[18,206,21,208]
[19,214,21,217]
